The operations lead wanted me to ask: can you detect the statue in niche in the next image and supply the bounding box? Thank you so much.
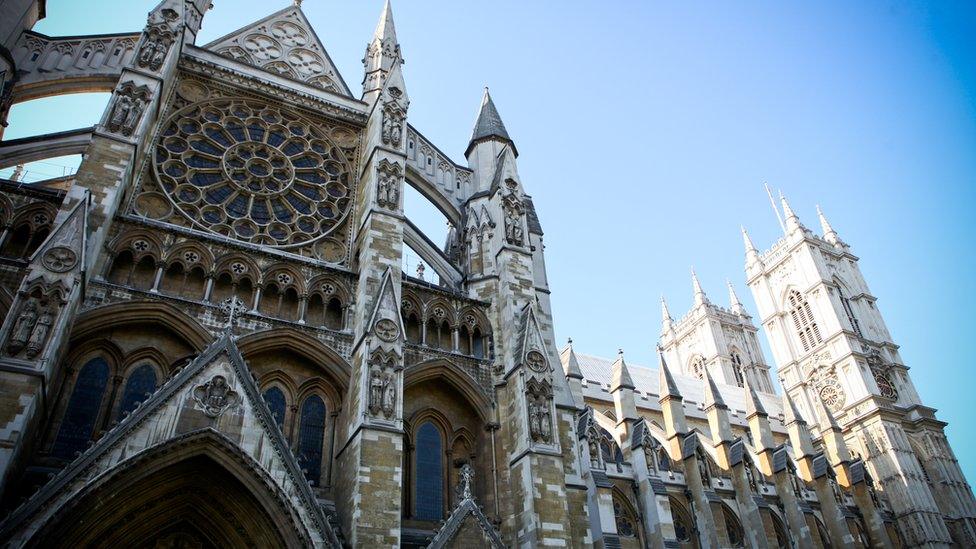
[457,463,475,501]
[381,103,404,147]
[369,365,384,416]
[503,201,524,246]
[745,461,760,493]
[381,372,396,418]
[25,305,54,359]
[108,90,146,137]
[376,161,401,210]
[528,396,552,444]
[7,298,39,354]
[589,435,601,468]
[137,28,172,71]
[540,403,552,441]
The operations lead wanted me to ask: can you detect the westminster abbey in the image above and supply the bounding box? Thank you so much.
[0,1,973,547]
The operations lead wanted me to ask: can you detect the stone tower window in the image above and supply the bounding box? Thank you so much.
[839,288,862,337]
[730,351,745,387]
[52,357,110,459]
[788,290,822,352]
[690,356,706,380]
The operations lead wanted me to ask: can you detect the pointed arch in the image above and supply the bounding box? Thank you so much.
[236,328,350,399]
[23,429,317,547]
[403,358,491,422]
[70,300,213,351]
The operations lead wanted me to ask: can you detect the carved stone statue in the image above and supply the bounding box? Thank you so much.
[503,202,524,246]
[7,298,39,354]
[108,92,145,137]
[381,372,396,418]
[529,402,542,441]
[381,104,403,147]
[138,34,170,71]
[589,436,601,468]
[369,365,384,416]
[25,305,54,359]
[376,161,401,210]
[458,463,475,501]
[539,404,552,442]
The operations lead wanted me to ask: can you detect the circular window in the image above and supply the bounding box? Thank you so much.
[152,98,353,248]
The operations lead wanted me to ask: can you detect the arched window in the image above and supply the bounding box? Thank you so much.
[613,494,638,538]
[52,357,110,459]
[472,327,485,358]
[788,290,822,352]
[414,421,444,521]
[723,505,744,547]
[668,497,694,544]
[730,351,745,387]
[263,387,286,430]
[297,395,326,486]
[690,356,705,380]
[838,287,862,337]
[324,297,343,330]
[117,364,157,418]
[405,312,421,343]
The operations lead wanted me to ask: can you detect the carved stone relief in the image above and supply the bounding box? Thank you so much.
[375,160,401,210]
[502,194,524,246]
[107,81,151,137]
[526,380,553,444]
[137,23,176,72]
[193,375,239,418]
[381,88,405,148]
[367,349,398,420]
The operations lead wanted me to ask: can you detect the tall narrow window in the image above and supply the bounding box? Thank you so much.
[414,421,444,520]
[839,288,862,337]
[690,356,705,380]
[788,290,822,352]
[263,387,286,430]
[730,352,745,387]
[118,364,157,418]
[297,395,326,486]
[52,358,110,459]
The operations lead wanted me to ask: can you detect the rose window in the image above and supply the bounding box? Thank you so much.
[873,370,898,400]
[819,384,844,411]
[153,99,353,248]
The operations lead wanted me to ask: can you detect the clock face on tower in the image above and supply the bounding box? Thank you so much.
[152,98,354,249]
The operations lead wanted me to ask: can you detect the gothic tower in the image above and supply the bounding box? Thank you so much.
[660,270,775,393]
[744,196,976,547]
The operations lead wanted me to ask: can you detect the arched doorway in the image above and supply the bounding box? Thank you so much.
[30,432,314,547]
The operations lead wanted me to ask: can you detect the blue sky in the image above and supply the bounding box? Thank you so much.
[7,1,976,482]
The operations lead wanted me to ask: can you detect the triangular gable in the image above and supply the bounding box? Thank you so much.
[365,267,404,345]
[0,333,342,547]
[512,303,549,374]
[26,196,88,286]
[204,5,352,97]
[427,466,504,549]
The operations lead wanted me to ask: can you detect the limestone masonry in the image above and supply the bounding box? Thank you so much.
[0,1,972,547]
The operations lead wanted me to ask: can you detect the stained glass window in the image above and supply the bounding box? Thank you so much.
[52,358,110,459]
[414,421,444,520]
[297,395,326,486]
[118,364,157,418]
[263,386,286,430]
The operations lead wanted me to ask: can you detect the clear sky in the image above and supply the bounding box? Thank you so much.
[6,1,976,483]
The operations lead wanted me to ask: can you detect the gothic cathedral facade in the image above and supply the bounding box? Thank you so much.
[0,1,973,547]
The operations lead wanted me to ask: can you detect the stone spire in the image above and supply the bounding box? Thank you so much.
[814,397,852,467]
[780,192,804,235]
[465,88,516,157]
[562,338,583,380]
[660,296,675,337]
[816,204,843,246]
[704,370,734,449]
[658,350,682,400]
[362,0,402,101]
[783,392,816,459]
[702,369,726,411]
[691,268,707,306]
[727,280,746,315]
[743,378,766,419]
[744,379,775,453]
[658,350,687,439]
[741,226,761,267]
[610,349,635,393]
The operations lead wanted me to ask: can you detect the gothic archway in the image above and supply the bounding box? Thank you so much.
[28,429,315,547]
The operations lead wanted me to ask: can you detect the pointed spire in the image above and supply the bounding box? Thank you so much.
[563,338,583,380]
[816,204,842,246]
[660,296,674,336]
[658,350,682,400]
[362,0,402,100]
[691,268,707,306]
[373,0,397,44]
[741,225,761,268]
[702,369,727,410]
[780,192,804,234]
[782,391,806,426]
[743,378,766,418]
[813,394,842,433]
[610,349,635,392]
[727,280,746,315]
[466,88,516,157]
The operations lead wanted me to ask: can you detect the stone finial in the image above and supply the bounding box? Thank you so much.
[702,369,727,410]
[743,378,767,418]
[727,280,746,315]
[610,349,635,392]
[817,204,843,246]
[691,268,707,306]
[741,225,761,267]
[780,192,805,234]
[658,350,682,400]
[660,295,674,337]
[782,391,806,426]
